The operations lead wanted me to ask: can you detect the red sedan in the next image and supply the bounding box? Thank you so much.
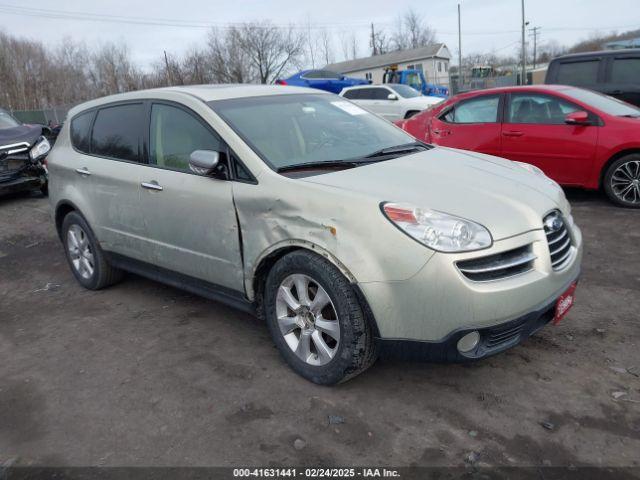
[397,85,640,207]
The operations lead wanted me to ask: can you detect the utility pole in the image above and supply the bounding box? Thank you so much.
[371,23,377,56]
[521,0,527,85]
[458,3,463,88]
[529,26,541,69]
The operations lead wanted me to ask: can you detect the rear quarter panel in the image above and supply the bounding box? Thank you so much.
[47,122,100,233]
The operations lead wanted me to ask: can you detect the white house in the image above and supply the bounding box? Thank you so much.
[325,44,452,86]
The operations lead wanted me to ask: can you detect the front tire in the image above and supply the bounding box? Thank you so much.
[603,154,640,208]
[61,211,124,290]
[264,251,377,385]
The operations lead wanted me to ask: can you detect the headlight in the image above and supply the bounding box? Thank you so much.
[382,202,493,253]
[29,136,51,161]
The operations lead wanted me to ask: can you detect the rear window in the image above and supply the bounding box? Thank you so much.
[555,60,600,86]
[562,87,640,117]
[611,57,640,84]
[91,103,145,162]
[70,111,94,153]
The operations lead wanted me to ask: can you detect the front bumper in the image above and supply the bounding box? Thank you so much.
[377,273,578,362]
[0,175,44,195]
[360,223,583,343]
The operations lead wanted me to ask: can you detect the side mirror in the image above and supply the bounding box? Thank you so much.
[189,150,220,176]
[565,111,590,125]
[387,93,399,101]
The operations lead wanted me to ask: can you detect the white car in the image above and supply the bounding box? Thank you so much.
[340,84,443,122]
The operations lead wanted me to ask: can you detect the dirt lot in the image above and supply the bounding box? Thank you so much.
[0,190,639,468]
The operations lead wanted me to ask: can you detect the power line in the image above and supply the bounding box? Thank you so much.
[0,3,637,35]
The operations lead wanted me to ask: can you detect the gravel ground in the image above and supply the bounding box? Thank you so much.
[0,189,639,468]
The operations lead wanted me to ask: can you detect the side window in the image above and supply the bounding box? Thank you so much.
[556,60,600,86]
[356,88,378,100]
[342,89,360,100]
[611,57,640,83]
[91,104,144,162]
[507,94,579,125]
[232,155,254,182]
[373,88,391,100]
[303,70,341,79]
[150,103,223,172]
[70,111,94,154]
[441,95,500,124]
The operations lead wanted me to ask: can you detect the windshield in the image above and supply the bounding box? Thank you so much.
[209,94,415,170]
[0,109,21,129]
[562,87,640,117]
[388,85,421,98]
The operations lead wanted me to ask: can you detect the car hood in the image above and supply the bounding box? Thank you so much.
[405,96,443,107]
[0,124,42,147]
[300,147,569,241]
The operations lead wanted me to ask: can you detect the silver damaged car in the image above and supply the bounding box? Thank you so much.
[48,85,583,384]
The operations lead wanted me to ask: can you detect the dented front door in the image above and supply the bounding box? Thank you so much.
[138,167,244,291]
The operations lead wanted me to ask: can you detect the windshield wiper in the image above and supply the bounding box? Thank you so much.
[277,160,361,173]
[363,141,429,159]
[276,142,430,173]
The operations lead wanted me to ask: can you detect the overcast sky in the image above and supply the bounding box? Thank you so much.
[0,0,638,69]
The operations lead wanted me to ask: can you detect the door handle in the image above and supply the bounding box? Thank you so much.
[502,131,524,137]
[141,181,163,191]
[75,167,91,176]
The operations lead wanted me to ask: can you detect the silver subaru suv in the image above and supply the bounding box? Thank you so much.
[48,85,582,384]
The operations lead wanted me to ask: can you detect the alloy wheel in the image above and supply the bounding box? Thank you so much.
[67,224,95,280]
[611,160,640,205]
[275,274,340,366]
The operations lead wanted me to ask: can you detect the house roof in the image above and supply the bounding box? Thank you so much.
[325,44,449,73]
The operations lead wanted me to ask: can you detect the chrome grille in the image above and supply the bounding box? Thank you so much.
[544,211,573,270]
[457,245,536,282]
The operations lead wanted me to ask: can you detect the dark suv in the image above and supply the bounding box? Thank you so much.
[0,108,51,196]
[545,49,640,107]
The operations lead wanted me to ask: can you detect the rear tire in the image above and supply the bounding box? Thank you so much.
[603,154,640,208]
[61,211,124,290]
[264,250,377,385]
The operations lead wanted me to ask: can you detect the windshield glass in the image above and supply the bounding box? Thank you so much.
[388,85,421,98]
[562,87,640,117]
[210,94,414,170]
[0,109,21,129]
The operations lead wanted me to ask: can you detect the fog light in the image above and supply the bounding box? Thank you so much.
[457,331,480,353]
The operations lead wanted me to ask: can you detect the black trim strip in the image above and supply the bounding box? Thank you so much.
[106,252,255,315]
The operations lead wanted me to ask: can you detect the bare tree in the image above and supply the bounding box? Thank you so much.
[318,28,335,66]
[237,22,305,84]
[304,16,318,69]
[206,27,256,83]
[370,25,391,56]
[392,8,437,51]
